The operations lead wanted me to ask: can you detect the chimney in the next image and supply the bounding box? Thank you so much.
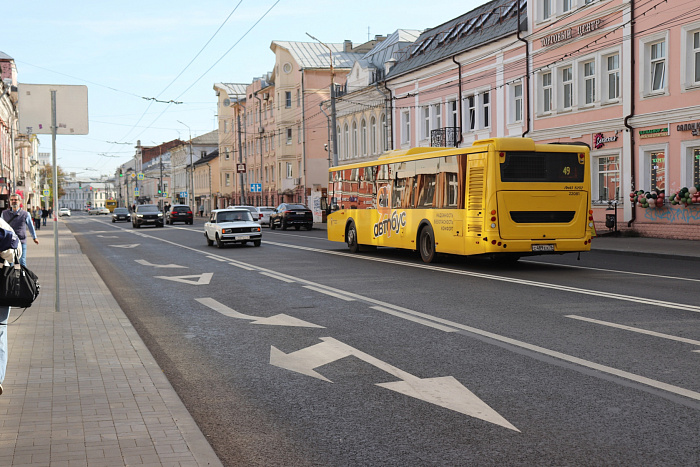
[344,40,352,52]
[384,58,397,75]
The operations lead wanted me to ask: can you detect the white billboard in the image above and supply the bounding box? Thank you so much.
[18,84,88,135]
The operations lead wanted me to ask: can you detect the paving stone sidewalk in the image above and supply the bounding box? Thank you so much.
[0,221,222,466]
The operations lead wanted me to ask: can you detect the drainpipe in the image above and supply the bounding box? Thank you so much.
[254,90,263,206]
[517,0,531,137]
[383,81,394,150]
[624,0,636,227]
[301,69,307,202]
[451,56,464,146]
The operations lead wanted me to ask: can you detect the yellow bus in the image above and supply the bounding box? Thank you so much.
[105,199,117,213]
[327,137,592,263]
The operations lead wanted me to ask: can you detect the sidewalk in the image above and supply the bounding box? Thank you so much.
[0,222,222,466]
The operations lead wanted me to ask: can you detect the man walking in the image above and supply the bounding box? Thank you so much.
[2,194,38,266]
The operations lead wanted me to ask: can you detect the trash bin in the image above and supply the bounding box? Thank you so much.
[605,213,616,229]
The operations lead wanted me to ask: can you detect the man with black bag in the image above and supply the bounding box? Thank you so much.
[0,216,21,395]
[2,193,38,267]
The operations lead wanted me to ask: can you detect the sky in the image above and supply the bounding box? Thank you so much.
[2,0,483,179]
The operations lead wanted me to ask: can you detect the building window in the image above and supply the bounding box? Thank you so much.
[695,31,700,84]
[466,95,476,130]
[361,119,367,156]
[344,124,350,157]
[433,103,442,131]
[296,89,301,107]
[562,0,572,12]
[286,162,293,178]
[298,124,301,143]
[511,83,522,122]
[422,106,430,140]
[402,110,411,144]
[285,91,292,108]
[481,92,490,128]
[381,114,388,151]
[650,41,666,92]
[352,121,358,157]
[595,155,620,203]
[542,72,553,113]
[694,148,700,186]
[448,100,458,128]
[562,66,573,109]
[286,128,292,144]
[225,173,230,186]
[650,151,666,194]
[543,0,552,19]
[370,117,377,155]
[606,54,620,100]
[583,60,595,105]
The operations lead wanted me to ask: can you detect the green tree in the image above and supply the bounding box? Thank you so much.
[41,164,67,207]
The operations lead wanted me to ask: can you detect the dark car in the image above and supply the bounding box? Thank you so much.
[132,204,164,228]
[111,207,131,223]
[270,203,313,231]
[166,204,193,225]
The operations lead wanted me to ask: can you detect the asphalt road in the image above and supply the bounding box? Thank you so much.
[67,213,700,466]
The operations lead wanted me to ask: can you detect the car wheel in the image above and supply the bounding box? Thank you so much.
[306,224,313,231]
[205,233,214,246]
[419,224,438,263]
[270,220,276,230]
[215,233,224,248]
[253,240,261,247]
[281,221,287,231]
[112,219,115,223]
[189,221,193,225]
[294,225,300,231]
[347,221,360,254]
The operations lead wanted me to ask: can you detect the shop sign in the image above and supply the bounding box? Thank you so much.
[639,127,669,139]
[541,19,602,47]
[677,121,700,136]
[593,131,618,149]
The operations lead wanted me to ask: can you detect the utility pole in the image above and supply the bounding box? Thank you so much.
[178,120,194,208]
[237,106,246,205]
[306,32,338,166]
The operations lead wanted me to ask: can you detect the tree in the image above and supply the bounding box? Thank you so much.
[41,164,67,207]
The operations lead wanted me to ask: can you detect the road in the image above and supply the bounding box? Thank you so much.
[66,212,700,466]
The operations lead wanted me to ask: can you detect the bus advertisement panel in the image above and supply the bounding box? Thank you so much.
[327,138,592,263]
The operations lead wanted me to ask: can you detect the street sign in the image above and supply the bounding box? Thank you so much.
[180,191,188,198]
[134,187,139,195]
[43,189,50,196]
[137,173,144,180]
[236,163,246,173]
[250,183,262,192]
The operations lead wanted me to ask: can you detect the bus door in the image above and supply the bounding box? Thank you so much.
[466,154,486,241]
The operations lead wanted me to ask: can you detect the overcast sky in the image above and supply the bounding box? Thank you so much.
[3,0,481,178]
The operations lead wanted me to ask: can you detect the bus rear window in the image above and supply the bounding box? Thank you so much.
[500,151,584,182]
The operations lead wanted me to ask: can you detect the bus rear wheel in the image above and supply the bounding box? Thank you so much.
[419,225,438,263]
[347,222,360,253]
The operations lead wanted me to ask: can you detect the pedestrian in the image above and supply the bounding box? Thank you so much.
[0,216,21,396]
[199,204,204,217]
[32,206,41,230]
[1,194,38,267]
[41,207,49,226]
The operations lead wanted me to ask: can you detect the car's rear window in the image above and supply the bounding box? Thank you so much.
[174,206,190,212]
[286,204,307,210]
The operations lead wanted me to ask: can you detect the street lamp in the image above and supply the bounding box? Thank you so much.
[177,120,195,209]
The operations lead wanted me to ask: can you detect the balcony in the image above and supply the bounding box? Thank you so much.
[431,127,461,148]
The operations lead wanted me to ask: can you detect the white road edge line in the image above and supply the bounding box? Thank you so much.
[303,285,356,301]
[259,271,296,283]
[370,306,458,333]
[566,315,700,348]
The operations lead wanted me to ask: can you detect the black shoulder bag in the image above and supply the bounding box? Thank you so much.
[0,253,40,308]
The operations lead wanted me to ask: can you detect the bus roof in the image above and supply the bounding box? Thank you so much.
[329,137,589,171]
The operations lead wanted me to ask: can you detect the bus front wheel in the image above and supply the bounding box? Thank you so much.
[347,222,360,253]
[419,225,438,263]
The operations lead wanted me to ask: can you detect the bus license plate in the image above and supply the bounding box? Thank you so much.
[532,244,554,252]
[234,236,250,240]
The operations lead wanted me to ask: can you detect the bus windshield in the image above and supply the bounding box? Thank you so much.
[500,151,584,183]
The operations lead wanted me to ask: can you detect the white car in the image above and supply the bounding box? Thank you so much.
[255,206,275,226]
[58,208,71,217]
[204,209,262,248]
[88,206,110,215]
[226,205,262,223]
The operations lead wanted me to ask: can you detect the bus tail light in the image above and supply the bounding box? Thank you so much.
[578,153,585,164]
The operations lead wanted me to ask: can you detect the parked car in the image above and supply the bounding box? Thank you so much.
[270,203,313,231]
[226,205,262,223]
[111,207,130,223]
[166,204,193,225]
[204,209,262,248]
[132,204,164,228]
[58,208,71,217]
[255,206,275,226]
[89,206,110,215]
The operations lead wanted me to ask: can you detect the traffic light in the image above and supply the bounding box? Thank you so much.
[78,182,82,188]
[89,186,93,191]
[157,184,162,194]
[119,169,123,177]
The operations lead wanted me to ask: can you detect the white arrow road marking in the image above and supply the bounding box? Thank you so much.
[567,315,700,350]
[270,337,519,431]
[109,244,140,248]
[155,273,213,285]
[135,259,188,269]
[195,297,323,328]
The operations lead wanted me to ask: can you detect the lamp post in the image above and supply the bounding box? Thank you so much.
[307,32,338,167]
[177,120,195,209]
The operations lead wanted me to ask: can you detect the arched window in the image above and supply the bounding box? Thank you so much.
[361,119,367,156]
[336,126,341,159]
[344,124,350,159]
[370,116,377,155]
[381,113,388,151]
[352,121,358,157]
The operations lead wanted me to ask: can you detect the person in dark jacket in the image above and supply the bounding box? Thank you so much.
[0,217,21,396]
[1,194,38,266]
[41,207,49,226]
